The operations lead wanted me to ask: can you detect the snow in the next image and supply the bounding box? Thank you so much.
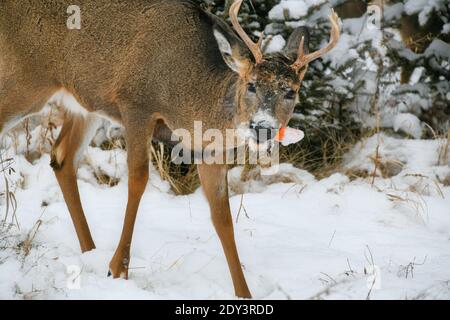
[424,39,450,60]
[384,3,404,21]
[323,33,359,68]
[443,23,450,34]
[0,0,449,301]
[269,1,325,20]
[264,35,286,54]
[1,128,450,300]
[393,113,423,139]
[409,67,425,85]
[404,0,445,26]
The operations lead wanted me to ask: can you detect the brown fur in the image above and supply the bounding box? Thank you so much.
[0,0,317,298]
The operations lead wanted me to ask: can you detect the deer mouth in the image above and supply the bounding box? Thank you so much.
[236,122,277,145]
[246,109,279,144]
[249,120,277,144]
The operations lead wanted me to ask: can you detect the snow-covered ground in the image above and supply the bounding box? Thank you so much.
[1,129,449,300]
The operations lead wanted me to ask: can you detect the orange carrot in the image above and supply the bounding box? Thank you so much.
[275,126,286,142]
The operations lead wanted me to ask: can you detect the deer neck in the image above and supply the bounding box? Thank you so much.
[196,69,242,132]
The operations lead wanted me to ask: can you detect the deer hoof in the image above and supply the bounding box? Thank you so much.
[108,258,129,279]
[107,267,128,279]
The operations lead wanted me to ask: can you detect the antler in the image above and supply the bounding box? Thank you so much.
[291,10,340,72]
[229,0,264,64]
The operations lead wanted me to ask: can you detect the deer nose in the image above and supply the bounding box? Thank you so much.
[249,121,277,144]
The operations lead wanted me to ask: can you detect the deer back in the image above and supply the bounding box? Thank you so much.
[0,0,240,132]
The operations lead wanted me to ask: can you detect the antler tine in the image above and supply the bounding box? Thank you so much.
[291,10,341,72]
[291,36,305,71]
[229,0,264,64]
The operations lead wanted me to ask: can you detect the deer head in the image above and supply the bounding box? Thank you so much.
[213,0,340,145]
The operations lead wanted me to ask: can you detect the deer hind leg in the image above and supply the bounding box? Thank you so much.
[197,164,251,298]
[108,119,153,279]
[0,77,55,138]
[51,112,100,252]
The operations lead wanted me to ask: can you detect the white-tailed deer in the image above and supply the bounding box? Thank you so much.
[0,0,339,298]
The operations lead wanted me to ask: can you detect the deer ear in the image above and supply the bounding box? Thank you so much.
[213,28,252,75]
[283,27,310,59]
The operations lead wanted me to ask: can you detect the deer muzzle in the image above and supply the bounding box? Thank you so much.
[249,120,277,144]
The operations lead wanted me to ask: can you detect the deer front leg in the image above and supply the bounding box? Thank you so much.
[109,130,150,279]
[198,164,251,298]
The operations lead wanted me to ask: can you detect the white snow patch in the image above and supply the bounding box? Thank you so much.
[1,129,450,299]
[269,0,326,20]
[264,35,286,54]
[404,0,445,26]
[393,113,423,139]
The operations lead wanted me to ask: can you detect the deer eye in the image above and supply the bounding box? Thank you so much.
[285,89,296,100]
[247,82,256,94]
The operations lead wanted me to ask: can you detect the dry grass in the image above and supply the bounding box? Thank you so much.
[437,127,450,166]
[99,136,126,151]
[0,152,19,227]
[93,170,120,187]
[150,142,199,195]
[0,108,60,226]
[280,125,365,179]
[18,216,43,257]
